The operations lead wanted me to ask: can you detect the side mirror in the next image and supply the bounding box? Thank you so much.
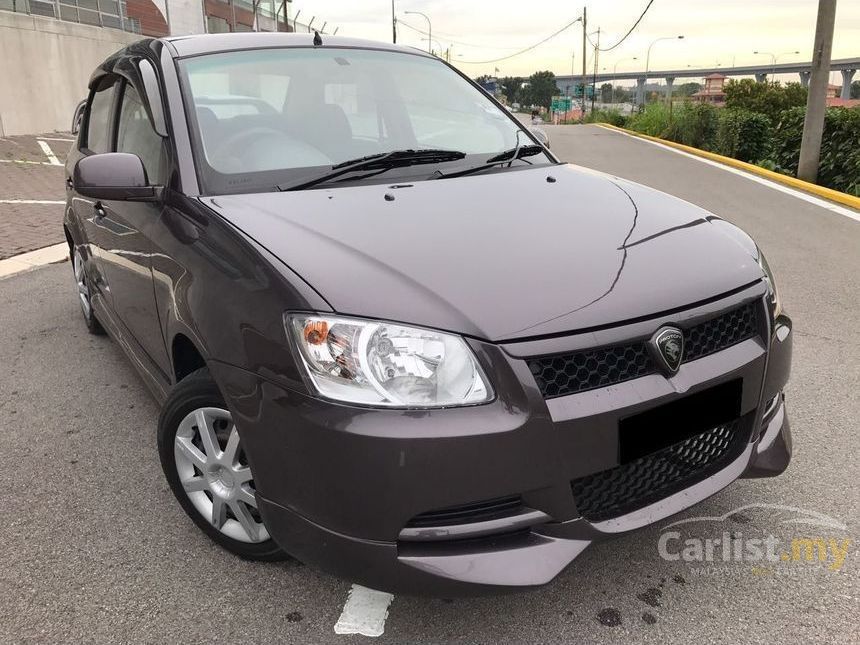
[529,126,550,149]
[71,99,86,135]
[73,153,161,201]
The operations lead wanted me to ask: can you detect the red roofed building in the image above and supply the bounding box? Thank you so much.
[692,73,727,106]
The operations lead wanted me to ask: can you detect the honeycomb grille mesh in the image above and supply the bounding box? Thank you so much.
[528,342,655,398]
[571,419,746,522]
[527,302,759,398]
[683,301,757,361]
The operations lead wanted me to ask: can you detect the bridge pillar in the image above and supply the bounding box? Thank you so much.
[636,76,647,106]
[799,71,811,88]
[755,73,768,83]
[841,69,856,99]
[665,76,675,99]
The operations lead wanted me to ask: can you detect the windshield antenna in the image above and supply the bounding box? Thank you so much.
[313,31,323,46]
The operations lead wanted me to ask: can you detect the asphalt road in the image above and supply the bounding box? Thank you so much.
[1,125,858,644]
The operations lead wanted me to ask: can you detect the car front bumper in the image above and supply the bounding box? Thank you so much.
[210,283,792,595]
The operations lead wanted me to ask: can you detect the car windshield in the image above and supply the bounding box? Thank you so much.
[178,46,551,194]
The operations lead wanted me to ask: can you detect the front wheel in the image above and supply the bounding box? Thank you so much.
[157,367,285,560]
[72,248,104,335]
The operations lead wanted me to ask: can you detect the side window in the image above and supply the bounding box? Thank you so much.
[85,78,117,153]
[116,82,167,185]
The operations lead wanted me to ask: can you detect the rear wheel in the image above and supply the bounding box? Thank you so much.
[72,248,104,335]
[158,367,285,560]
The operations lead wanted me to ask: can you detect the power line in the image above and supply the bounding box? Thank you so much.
[598,0,656,51]
[456,16,584,65]
[397,20,520,50]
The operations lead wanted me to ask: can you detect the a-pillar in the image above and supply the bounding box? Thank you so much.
[755,72,768,83]
[799,71,811,88]
[841,69,856,99]
[636,76,647,105]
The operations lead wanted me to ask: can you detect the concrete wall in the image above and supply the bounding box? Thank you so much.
[164,0,205,36]
[0,12,141,136]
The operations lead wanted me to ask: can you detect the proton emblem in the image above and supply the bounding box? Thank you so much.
[650,326,685,375]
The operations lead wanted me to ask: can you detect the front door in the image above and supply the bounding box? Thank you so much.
[95,79,171,379]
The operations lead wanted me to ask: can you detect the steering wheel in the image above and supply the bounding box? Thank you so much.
[211,126,331,172]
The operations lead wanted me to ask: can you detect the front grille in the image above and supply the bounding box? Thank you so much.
[571,419,747,522]
[683,301,757,361]
[528,302,759,398]
[405,495,523,528]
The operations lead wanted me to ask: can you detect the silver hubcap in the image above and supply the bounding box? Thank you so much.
[73,250,91,319]
[174,407,269,544]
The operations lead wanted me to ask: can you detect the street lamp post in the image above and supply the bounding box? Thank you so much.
[644,36,684,106]
[753,50,799,83]
[612,56,637,103]
[404,10,431,53]
[421,38,443,56]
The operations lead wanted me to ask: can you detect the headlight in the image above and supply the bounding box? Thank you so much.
[757,250,782,319]
[285,314,493,408]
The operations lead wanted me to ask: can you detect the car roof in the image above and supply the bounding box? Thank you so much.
[162,32,433,59]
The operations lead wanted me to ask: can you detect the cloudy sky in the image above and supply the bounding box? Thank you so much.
[292,0,859,83]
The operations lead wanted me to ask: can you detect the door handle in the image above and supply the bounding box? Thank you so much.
[93,201,106,218]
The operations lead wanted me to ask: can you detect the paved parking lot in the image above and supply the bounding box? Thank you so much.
[0,125,858,643]
[0,134,70,259]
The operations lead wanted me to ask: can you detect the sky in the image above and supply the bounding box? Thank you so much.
[291,0,860,85]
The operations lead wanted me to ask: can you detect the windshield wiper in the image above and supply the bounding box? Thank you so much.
[278,149,466,191]
[433,144,545,180]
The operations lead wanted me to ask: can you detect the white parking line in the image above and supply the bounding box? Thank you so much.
[601,127,860,223]
[37,139,62,166]
[0,159,56,166]
[333,585,394,638]
[37,136,75,142]
[0,199,65,204]
[0,243,68,280]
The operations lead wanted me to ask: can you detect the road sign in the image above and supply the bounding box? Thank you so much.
[551,96,573,112]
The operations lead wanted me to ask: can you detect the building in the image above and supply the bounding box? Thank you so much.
[0,1,331,135]
[691,73,727,106]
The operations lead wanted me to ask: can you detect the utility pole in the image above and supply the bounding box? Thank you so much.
[391,0,397,43]
[581,6,587,118]
[798,0,837,182]
[591,27,600,114]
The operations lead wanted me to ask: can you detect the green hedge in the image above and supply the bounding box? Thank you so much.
[626,103,672,138]
[772,106,860,196]
[714,109,772,163]
[583,108,628,127]
[624,100,860,196]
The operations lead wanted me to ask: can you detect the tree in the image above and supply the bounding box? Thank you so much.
[600,83,613,103]
[676,82,702,97]
[498,76,526,104]
[521,70,557,110]
[613,86,632,103]
[724,79,807,123]
[851,80,860,99]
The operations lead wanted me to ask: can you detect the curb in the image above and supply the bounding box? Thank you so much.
[595,123,860,211]
[0,243,68,280]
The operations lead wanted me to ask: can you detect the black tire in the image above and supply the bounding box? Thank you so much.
[72,247,105,335]
[157,367,286,561]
